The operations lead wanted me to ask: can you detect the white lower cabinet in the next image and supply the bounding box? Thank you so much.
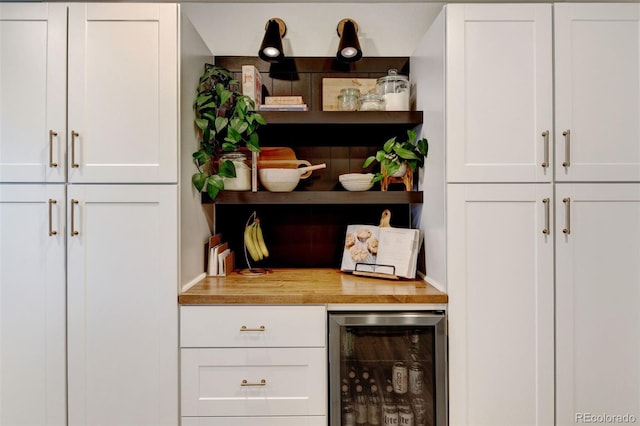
[0,184,67,426]
[447,183,555,426]
[556,183,640,424]
[67,184,178,426]
[180,305,327,425]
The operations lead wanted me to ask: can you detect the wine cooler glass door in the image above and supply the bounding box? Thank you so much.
[329,312,447,426]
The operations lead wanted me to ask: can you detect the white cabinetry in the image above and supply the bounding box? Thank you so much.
[555,4,640,181]
[1,3,179,425]
[445,4,552,183]
[0,185,66,425]
[180,306,327,425]
[67,4,177,183]
[555,183,640,424]
[418,3,640,425]
[66,185,178,426]
[0,3,177,184]
[0,3,66,182]
[446,183,554,426]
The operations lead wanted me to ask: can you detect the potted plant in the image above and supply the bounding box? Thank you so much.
[191,64,267,200]
[362,129,429,189]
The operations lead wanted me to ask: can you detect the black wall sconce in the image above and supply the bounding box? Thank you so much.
[336,18,362,63]
[259,18,287,63]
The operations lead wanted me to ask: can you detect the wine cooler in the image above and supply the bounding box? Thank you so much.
[329,311,447,426]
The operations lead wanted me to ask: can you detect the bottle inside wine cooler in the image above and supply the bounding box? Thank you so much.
[354,382,368,426]
[342,381,356,426]
[367,381,382,426]
[382,382,399,425]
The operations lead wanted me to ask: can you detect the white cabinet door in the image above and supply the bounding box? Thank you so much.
[66,184,178,426]
[0,4,66,183]
[0,184,66,425]
[67,3,178,183]
[555,4,640,182]
[447,183,554,426]
[556,183,640,424]
[446,4,553,183]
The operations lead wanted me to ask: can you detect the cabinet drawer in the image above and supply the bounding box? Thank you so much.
[181,348,327,417]
[181,416,326,426]
[180,305,326,348]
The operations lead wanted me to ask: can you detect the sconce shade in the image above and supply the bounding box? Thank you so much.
[259,18,286,63]
[337,19,362,63]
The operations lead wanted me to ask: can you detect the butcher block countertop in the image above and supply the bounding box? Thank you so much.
[179,268,447,305]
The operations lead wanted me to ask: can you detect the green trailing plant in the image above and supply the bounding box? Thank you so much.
[191,64,266,200]
[362,129,429,182]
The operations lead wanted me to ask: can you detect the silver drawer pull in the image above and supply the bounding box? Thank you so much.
[241,379,266,387]
[240,325,265,332]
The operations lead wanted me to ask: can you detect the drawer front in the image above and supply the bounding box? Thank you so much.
[181,348,327,417]
[181,416,326,426]
[180,305,326,348]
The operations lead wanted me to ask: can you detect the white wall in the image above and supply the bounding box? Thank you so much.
[182,2,444,57]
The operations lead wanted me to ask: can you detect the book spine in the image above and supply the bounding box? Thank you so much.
[265,96,304,105]
[242,65,262,109]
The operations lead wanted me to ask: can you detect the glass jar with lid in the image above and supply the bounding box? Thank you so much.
[337,88,361,111]
[359,92,385,111]
[376,69,410,111]
[219,151,251,191]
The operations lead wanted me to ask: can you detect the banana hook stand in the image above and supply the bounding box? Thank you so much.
[239,211,269,276]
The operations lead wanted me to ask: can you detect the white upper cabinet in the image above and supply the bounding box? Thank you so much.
[555,4,640,182]
[555,183,640,424]
[446,4,553,183]
[0,4,67,183]
[67,3,178,183]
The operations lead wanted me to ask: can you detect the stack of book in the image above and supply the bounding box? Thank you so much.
[259,95,308,111]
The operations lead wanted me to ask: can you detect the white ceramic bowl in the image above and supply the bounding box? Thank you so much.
[259,168,305,192]
[339,173,374,191]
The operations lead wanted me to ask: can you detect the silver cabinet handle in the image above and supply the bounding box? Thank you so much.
[562,197,571,235]
[70,199,79,236]
[49,130,58,168]
[562,130,571,167]
[241,379,266,387]
[240,325,265,332]
[71,130,80,168]
[48,199,58,236]
[541,130,549,168]
[542,198,550,235]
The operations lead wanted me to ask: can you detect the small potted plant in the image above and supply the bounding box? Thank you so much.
[191,64,267,200]
[362,129,429,191]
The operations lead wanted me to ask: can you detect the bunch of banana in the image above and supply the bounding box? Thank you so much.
[244,217,269,262]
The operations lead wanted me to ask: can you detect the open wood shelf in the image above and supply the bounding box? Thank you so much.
[202,191,423,205]
[259,110,423,125]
